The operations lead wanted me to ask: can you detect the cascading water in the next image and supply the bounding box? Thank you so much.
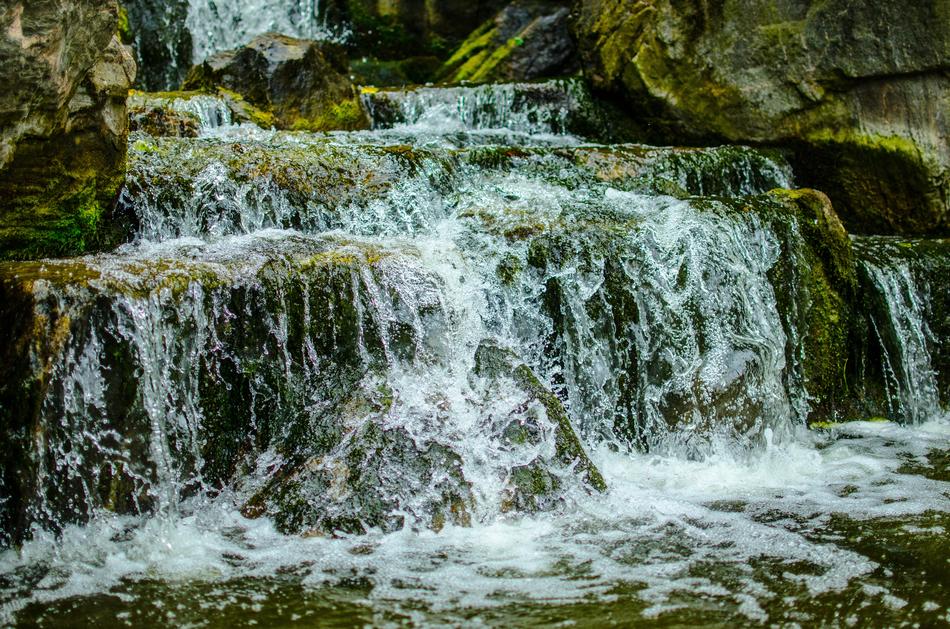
[185,0,342,63]
[0,81,947,626]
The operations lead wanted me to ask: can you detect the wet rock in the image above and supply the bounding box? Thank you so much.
[851,236,950,420]
[439,0,578,83]
[0,1,137,260]
[0,237,408,544]
[242,420,474,535]
[474,340,607,495]
[518,188,864,448]
[183,33,368,131]
[119,0,192,91]
[127,91,242,136]
[129,105,200,138]
[574,0,950,235]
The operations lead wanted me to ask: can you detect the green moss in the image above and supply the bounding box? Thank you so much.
[496,255,522,285]
[291,98,368,132]
[0,183,109,261]
[117,6,133,45]
[804,129,924,159]
[791,130,945,236]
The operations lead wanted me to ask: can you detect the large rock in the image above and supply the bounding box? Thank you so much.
[574,0,950,236]
[0,1,136,260]
[183,33,368,131]
[438,0,578,83]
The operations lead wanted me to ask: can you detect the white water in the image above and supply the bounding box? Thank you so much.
[2,420,948,624]
[1,82,947,625]
[861,257,941,423]
[186,0,344,63]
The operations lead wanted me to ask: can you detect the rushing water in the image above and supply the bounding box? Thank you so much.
[0,82,947,626]
[186,0,341,63]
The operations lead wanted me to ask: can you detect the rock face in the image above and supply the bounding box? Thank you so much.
[438,0,578,83]
[574,0,950,236]
[119,0,192,92]
[327,0,511,60]
[0,1,136,260]
[183,33,367,131]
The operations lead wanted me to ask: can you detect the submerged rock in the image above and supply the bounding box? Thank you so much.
[183,34,368,132]
[0,1,137,260]
[574,0,950,235]
[474,340,607,498]
[438,0,578,83]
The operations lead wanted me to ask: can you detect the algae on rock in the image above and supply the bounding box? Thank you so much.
[573,0,950,235]
[0,1,137,260]
[438,0,578,84]
[183,34,369,132]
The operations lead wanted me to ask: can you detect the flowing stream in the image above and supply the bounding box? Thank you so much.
[0,82,947,627]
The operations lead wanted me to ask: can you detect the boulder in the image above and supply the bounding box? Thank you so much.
[439,0,579,84]
[574,0,950,236]
[0,1,136,260]
[183,33,368,131]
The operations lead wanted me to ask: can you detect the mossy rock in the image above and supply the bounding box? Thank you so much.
[0,236,433,544]
[1,11,135,260]
[573,0,950,235]
[438,0,578,84]
[763,189,858,422]
[182,34,369,132]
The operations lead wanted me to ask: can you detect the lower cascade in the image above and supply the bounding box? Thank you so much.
[0,78,947,626]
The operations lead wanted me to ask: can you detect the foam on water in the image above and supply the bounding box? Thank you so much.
[2,418,947,625]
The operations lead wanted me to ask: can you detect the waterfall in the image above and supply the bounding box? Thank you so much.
[1,80,947,626]
[186,0,340,63]
[854,238,946,423]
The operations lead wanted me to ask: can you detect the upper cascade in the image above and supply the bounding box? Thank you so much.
[185,0,338,64]
[361,80,594,138]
